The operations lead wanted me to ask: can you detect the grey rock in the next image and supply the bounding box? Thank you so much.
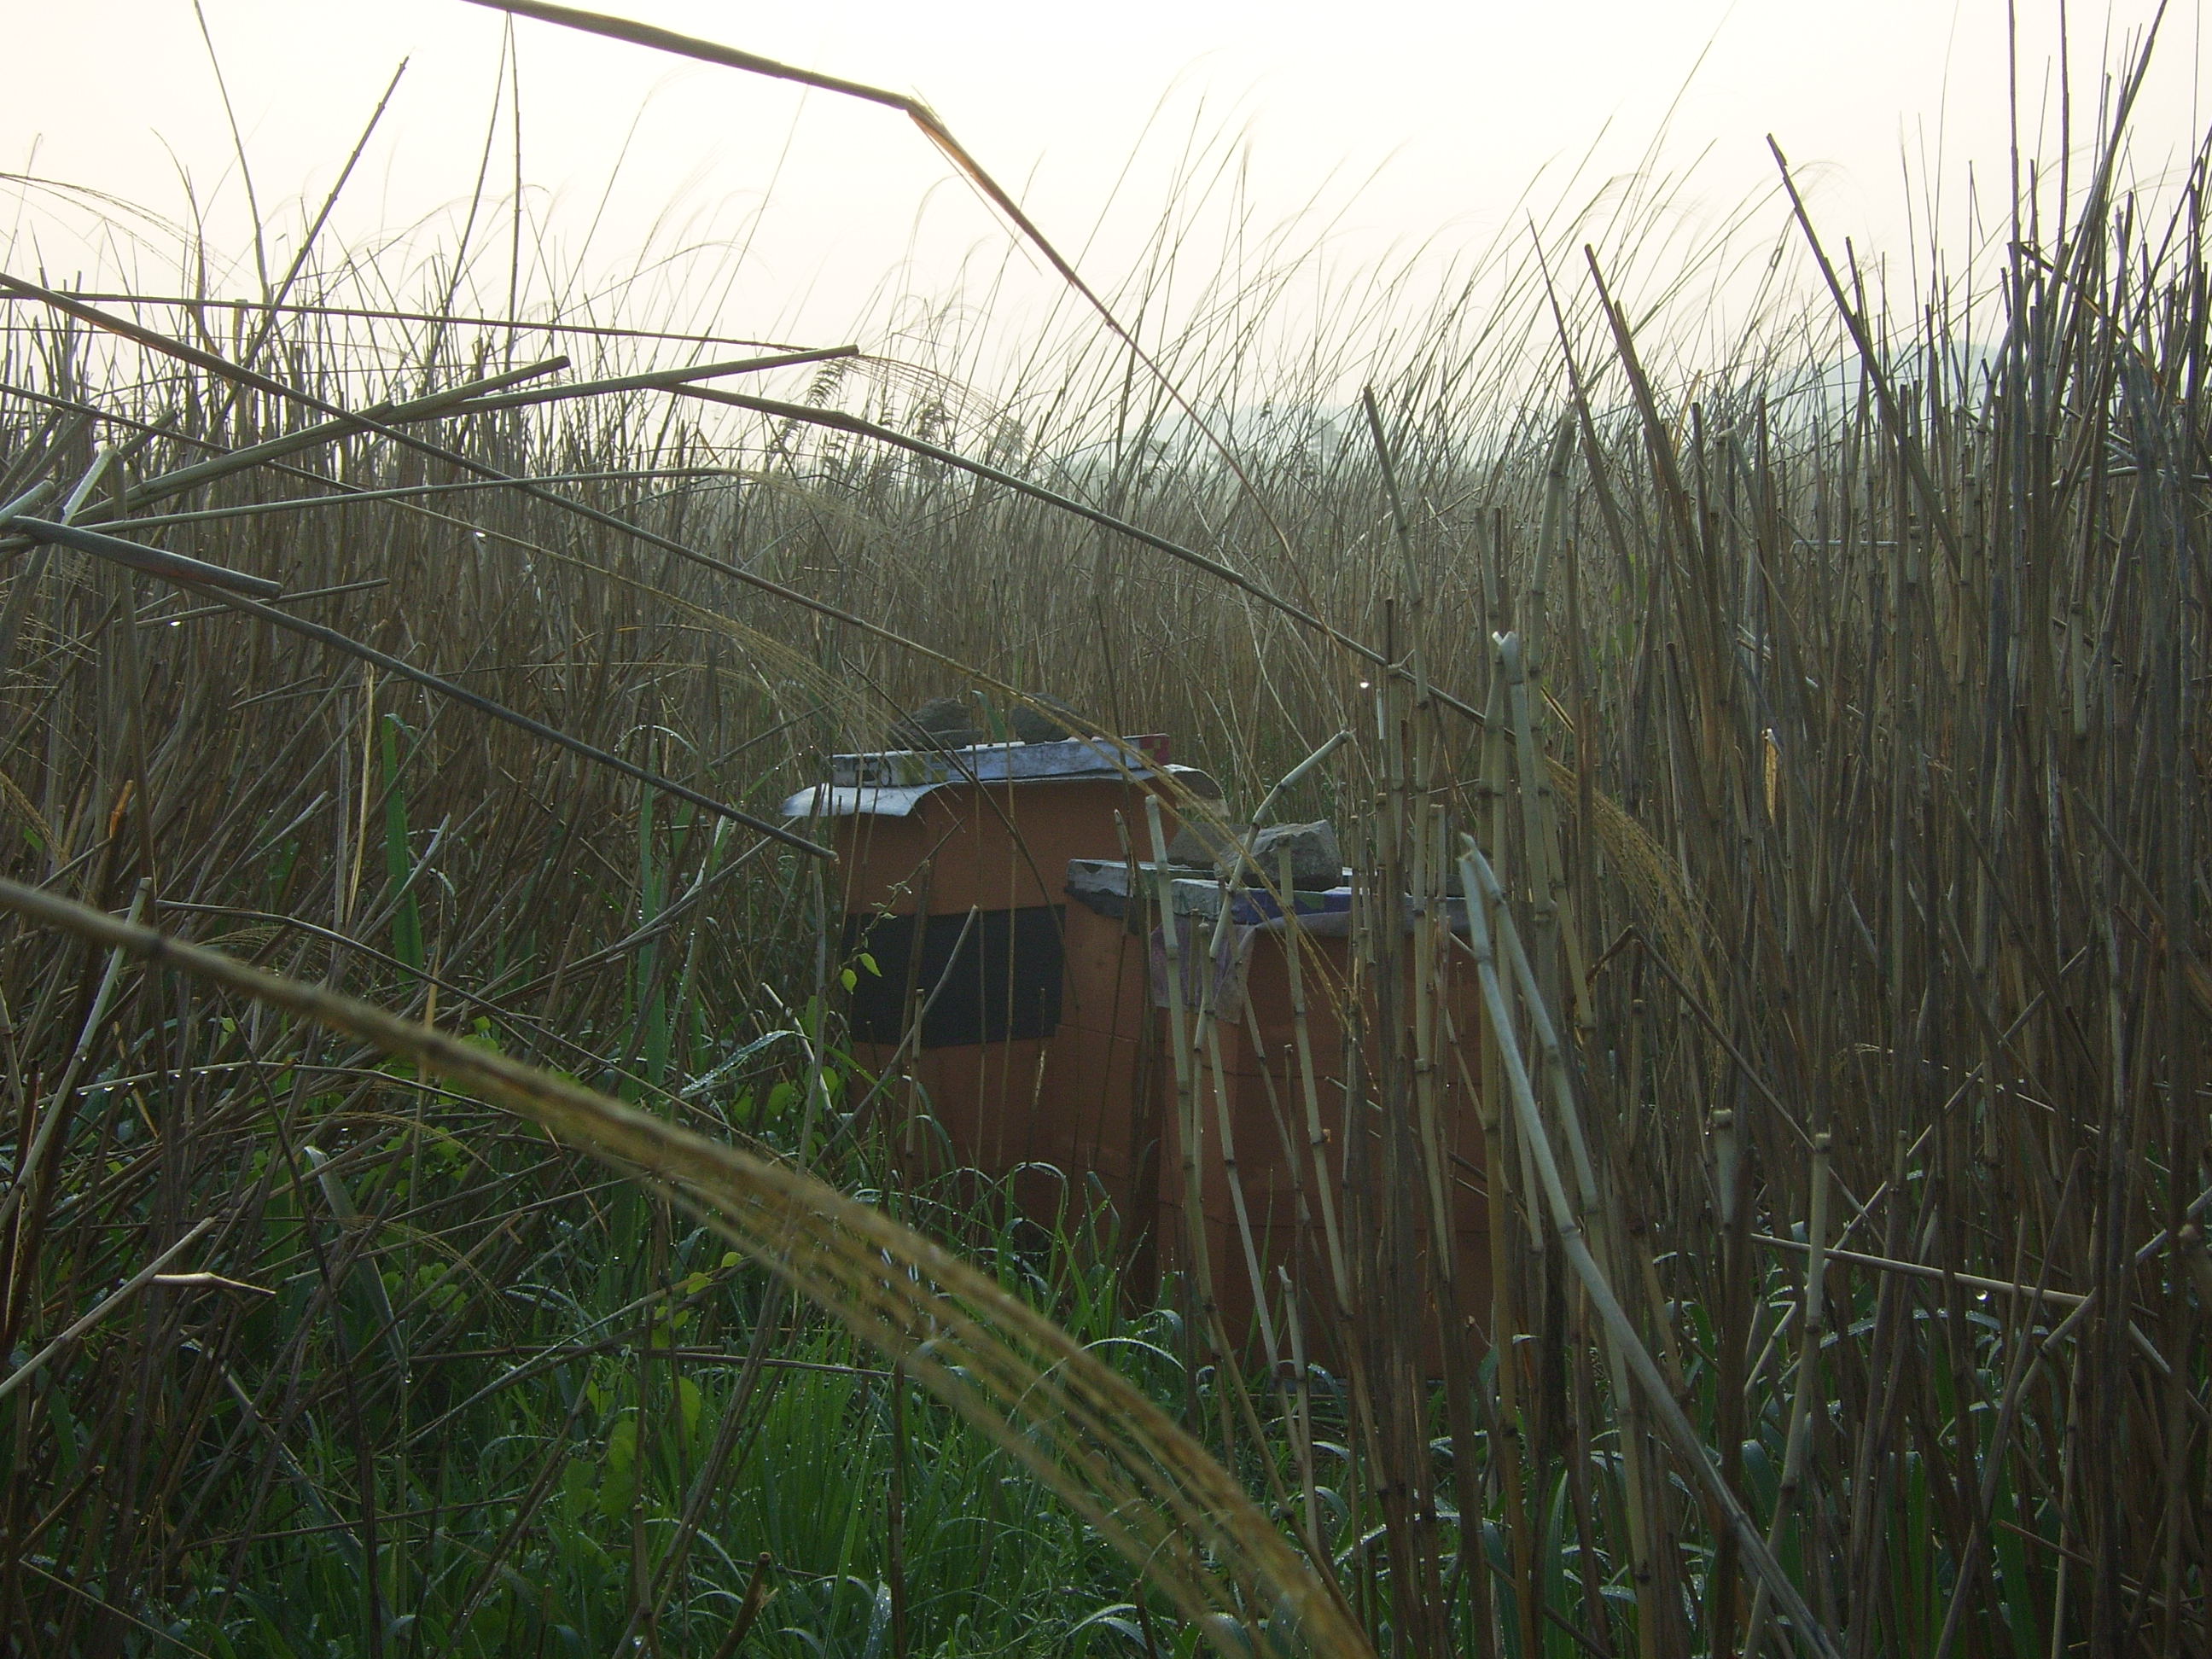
[1166,817,1251,870]
[1009,693,1080,744]
[1248,820,1342,888]
[890,695,982,751]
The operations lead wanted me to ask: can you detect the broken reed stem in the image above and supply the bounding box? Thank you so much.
[0,1217,214,1407]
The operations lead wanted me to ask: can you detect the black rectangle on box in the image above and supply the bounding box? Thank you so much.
[843,905,1064,1047]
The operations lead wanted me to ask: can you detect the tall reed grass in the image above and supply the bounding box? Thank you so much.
[0,9,2205,1655]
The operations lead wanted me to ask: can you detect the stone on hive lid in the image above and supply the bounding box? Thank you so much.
[890,695,982,751]
[1166,817,1251,870]
[1009,693,1080,744]
[1248,819,1343,888]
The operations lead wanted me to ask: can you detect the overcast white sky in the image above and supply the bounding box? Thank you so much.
[3,2,2203,375]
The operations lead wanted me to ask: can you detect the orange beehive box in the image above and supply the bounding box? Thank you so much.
[1062,862,1491,1344]
[784,736,1489,1348]
[782,736,1195,1228]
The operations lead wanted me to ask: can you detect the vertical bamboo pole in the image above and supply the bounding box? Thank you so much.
[1143,795,1221,1408]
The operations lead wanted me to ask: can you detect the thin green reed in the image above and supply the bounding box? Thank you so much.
[637,787,668,1087]
[380,712,424,975]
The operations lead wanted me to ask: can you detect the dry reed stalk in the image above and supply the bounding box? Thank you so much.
[1358,644,1452,1658]
[1143,796,1216,1339]
[1409,800,1499,1659]
[1277,852,1350,1310]
[1743,1130,1831,1659]
[1193,868,1284,1365]
[1467,643,1542,1659]
[1458,841,1842,1659]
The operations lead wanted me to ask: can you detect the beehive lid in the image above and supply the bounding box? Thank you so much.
[779,735,1195,819]
[1063,859,1469,938]
[1064,859,1352,924]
